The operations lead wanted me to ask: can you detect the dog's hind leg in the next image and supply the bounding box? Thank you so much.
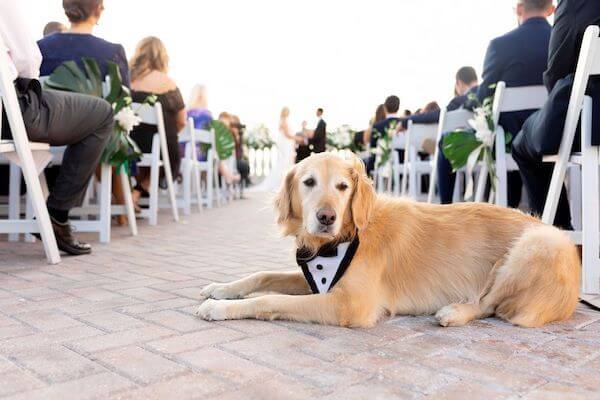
[436,258,507,327]
[199,271,311,300]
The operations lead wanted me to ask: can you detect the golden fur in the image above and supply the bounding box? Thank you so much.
[196,153,581,328]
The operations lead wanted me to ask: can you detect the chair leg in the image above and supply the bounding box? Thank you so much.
[194,164,203,213]
[148,158,160,226]
[120,170,138,236]
[474,164,488,202]
[99,163,111,244]
[568,165,582,231]
[8,163,21,242]
[182,161,192,216]
[581,98,600,294]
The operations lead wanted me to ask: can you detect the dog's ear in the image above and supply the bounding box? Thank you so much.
[349,156,375,231]
[274,165,297,233]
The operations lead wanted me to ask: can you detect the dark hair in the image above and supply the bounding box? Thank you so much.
[403,109,412,117]
[43,21,66,37]
[63,0,103,23]
[423,101,440,113]
[374,104,386,124]
[455,66,478,85]
[317,108,324,115]
[384,95,400,114]
[520,0,553,12]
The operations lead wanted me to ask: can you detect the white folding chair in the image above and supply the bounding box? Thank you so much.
[427,108,474,203]
[543,25,600,294]
[10,77,138,244]
[475,82,548,206]
[0,35,60,264]
[395,121,438,200]
[132,102,179,225]
[178,117,205,215]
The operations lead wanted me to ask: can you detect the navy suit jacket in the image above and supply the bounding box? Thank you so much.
[38,33,130,87]
[370,117,401,148]
[477,17,551,137]
[515,0,600,156]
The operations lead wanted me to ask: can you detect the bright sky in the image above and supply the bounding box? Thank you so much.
[28,0,540,134]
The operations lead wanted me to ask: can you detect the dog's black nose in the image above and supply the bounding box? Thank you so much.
[317,208,336,226]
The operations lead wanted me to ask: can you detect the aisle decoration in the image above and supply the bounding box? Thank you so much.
[209,120,236,160]
[372,120,399,173]
[245,124,276,150]
[441,93,511,199]
[327,125,354,151]
[45,58,155,173]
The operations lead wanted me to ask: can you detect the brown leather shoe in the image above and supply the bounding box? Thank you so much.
[34,218,92,256]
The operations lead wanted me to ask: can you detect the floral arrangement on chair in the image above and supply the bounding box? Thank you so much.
[441,92,511,199]
[44,58,155,173]
[327,125,355,151]
[244,124,276,150]
[372,120,399,170]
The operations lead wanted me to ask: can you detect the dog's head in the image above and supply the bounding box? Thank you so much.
[274,153,375,250]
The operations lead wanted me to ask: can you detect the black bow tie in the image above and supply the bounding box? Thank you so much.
[296,243,339,262]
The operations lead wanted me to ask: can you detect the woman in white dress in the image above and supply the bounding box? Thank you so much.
[249,107,297,192]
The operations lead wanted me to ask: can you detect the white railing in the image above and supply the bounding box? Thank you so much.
[248,147,277,177]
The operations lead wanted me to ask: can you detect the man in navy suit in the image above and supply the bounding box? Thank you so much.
[512,0,600,229]
[471,0,555,208]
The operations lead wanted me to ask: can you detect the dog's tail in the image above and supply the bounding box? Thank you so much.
[480,224,580,327]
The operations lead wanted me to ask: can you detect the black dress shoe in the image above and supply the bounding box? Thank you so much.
[34,218,92,256]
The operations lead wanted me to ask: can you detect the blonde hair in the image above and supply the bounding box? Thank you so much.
[129,36,169,82]
[280,106,290,119]
[188,84,208,109]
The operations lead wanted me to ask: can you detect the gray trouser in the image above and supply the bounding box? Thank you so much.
[8,78,114,211]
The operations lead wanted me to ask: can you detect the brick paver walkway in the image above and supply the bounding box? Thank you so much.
[1,194,600,399]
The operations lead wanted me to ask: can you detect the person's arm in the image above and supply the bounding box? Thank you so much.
[175,109,186,133]
[0,0,42,80]
[280,121,295,140]
[477,38,504,101]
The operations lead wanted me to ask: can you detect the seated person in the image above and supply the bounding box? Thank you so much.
[367,96,402,174]
[215,112,241,185]
[512,0,600,229]
[363,103,386,149]
[432,66,480,203]
[0,1,113,255]
[38,0,129,86]
[438,0,553,205]
[128,37,186,206]
[43,21,66,37]
[230,115,251,186]
[38,0,130,225]
[186,84,213,162]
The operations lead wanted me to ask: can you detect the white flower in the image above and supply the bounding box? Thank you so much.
[468,108,495,147]
[115,107,142,132]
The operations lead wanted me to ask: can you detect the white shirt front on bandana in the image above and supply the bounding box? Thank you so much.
[304,242,351,293]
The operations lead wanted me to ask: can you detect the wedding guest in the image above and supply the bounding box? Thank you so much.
[187,84,212,130]
[230,115,251,186]
[0,0,113,255]
[38,0,129,86]
[433,66,480,203]
[367,96,402,174]
[129,37,186,205]
[43,21,66,37]
[363,103,386,147]
[215,112,241,184]
[512,0,600,229]
[296,108,327,162]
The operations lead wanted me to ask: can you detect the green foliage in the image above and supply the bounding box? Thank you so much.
[441,130,481,171]
[209,120,235,160]
[44,58,146,173]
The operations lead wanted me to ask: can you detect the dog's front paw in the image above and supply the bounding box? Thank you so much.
[195,299,229,321]
[435,304,475,327]
[199,282,238,301]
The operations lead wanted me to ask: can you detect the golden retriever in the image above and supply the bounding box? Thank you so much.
[196,153,580,328]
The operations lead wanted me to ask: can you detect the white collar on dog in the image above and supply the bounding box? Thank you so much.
[296,235,360,294]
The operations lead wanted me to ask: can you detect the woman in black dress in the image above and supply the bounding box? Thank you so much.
[129,37,186,207]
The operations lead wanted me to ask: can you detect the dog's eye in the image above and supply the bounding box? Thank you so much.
[303,178,316,187]
[336,182,349,191]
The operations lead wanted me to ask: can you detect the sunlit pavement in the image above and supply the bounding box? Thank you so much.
[0,194,599,399]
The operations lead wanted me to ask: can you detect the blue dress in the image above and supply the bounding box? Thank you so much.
[38,32,130,86]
